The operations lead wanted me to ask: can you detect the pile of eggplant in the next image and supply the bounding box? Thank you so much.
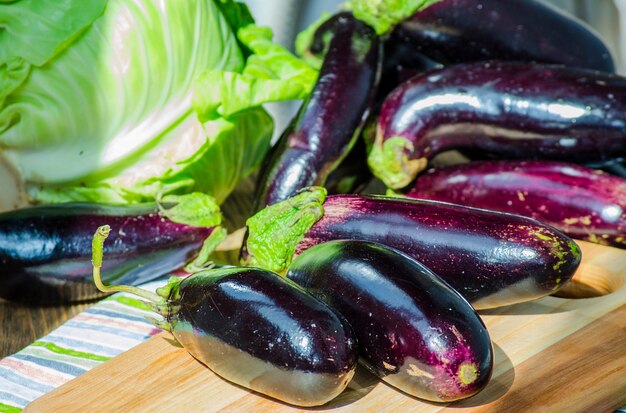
[4,0,626,408]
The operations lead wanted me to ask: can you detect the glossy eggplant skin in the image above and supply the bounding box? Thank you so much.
[166,267,358,407]
[406,161,626,249]
[392,0,614,72]
[0,203,213,304]
[370,61,626,189]
[286,240,493,402]
[254,12,381,210]
[244,188,581,309]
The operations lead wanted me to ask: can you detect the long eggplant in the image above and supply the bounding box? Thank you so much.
[286,240,493,402]
[0,194,224,304]
[243,187,581,309]
[404,160,626,249]
[392,0,615,72]
[92,226,358,407]
[253,12,381,210]
[369,61,626,189]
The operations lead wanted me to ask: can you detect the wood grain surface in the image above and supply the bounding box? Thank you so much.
[24,240,626,413]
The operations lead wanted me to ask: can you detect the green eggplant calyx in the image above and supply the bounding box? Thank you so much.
[347,0,442,35]
[367,135,426,189]
[244,187,327,274]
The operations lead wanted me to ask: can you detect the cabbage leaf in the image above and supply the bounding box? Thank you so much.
[0,0,317,205]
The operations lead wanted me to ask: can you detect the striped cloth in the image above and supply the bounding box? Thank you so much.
[0,279,167,413]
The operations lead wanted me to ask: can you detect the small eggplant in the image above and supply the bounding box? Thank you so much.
[0,193,223,304]
[243,187,581,309]
[253,12,381,210]
[91,226,358,407]
[404,160,626,249]
[369,61,626,189]
[286,240,493,402]
[392,0,615,72]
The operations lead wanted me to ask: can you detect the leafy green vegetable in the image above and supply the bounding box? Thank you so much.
[157,192,223,228]
[194,25,318,121]
[0,0,317,205]
[0,0,107,67]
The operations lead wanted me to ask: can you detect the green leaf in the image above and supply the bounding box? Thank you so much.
[184,226,228,273]
[28,108,273,205]
[0,0,106,109]
[193,24,318,121]
[1,0,256,205]
[1,0,317,207]
[0,0,107,67]
[158,192,222,228]
[0,57,29,116]
[215,0,255,36]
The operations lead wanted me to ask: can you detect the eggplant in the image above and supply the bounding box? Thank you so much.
[286,240,493,402]
[377,41,441,108]
[404,160,626,249]
[91,226,358,407]
[392,0,615,72]
[243,187,581,309]
[0,194,223,304]
[253,12,381,210]
[369,61,626,189]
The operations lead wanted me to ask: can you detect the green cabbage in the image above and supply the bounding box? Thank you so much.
[0,0,317,205]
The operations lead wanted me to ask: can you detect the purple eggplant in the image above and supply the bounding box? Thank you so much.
[92,226,358,407]
[243,187,581,309]
[0,194,224,304]
[404,160,626,249]
[286,240,493,402]
[253,12,381,210]
[392,0,614,72]
[369,61,626,189]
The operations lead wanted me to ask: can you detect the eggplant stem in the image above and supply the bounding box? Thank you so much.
[92,225,162,304]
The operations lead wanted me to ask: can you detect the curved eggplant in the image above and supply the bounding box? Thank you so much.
[405,160,626,249]
[286,240,493,402]
[92,226,358,407]
[254,12,381,210]
[243,187,581,309]
[369,61,626,189]
[0,195,223,304]
[392,0,615,72]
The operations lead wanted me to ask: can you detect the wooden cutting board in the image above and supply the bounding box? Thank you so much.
[24,241,626,413]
